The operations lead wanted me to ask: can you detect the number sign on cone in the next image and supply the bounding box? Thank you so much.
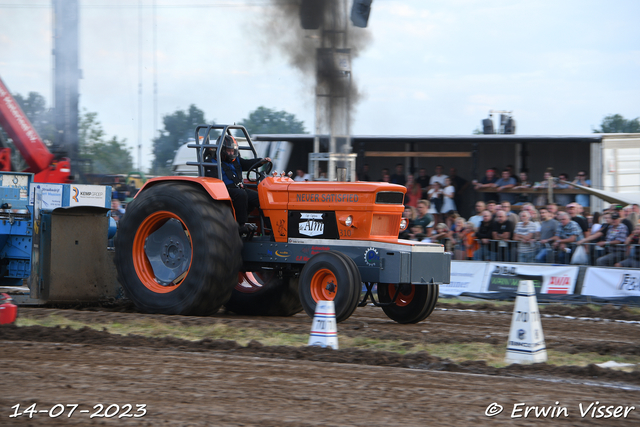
[308,300,338,350]
[505,280,547,364]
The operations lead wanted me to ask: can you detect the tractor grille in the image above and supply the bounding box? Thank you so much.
[375,192,404,204]
[370,214,401,236]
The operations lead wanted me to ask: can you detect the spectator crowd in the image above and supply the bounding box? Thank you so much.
[385,164,639,268]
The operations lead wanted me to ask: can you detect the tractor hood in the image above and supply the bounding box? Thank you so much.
[258,177,407,243]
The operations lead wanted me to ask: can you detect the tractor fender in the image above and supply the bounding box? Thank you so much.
[135,176,234,214]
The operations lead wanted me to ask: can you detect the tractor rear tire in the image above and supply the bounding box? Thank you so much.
[225,271,302,316]
[299,251,360,323]
[378,284,439,324]
[114,183,242,315]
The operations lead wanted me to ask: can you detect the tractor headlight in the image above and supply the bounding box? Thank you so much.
[400,218,408,231]
[345,215,353,227]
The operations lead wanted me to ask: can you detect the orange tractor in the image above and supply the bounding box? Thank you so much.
[114,125,450,323]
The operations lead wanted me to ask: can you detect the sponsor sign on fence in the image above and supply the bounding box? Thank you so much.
[485,263,579,295]
[581,268,640,298]
[444,262,640,299]
[29,184,63,209]
[441,261,488,296]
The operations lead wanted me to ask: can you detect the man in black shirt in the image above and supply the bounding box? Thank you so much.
[613,205,634,235]
[449,167,469,215]
[472,210,494,261]
[379,168,390,182]
[566,203,590,237]
[416,168,431,199]
[358,164,371,181]
[390,163,406,186]
[473,168,499,202]
[491,210,515,261]
[577,212,611,264]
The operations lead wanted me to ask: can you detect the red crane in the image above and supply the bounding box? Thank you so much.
[0,75,71,183]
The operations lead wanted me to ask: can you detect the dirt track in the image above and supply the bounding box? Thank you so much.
[2,304,640,426]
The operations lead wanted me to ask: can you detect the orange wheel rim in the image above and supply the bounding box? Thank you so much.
[310,268,338,302]
[388,284,415,307]
[132,211,192,293]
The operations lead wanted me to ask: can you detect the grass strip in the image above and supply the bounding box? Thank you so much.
[438,298,640,315]
[15,313,640,371]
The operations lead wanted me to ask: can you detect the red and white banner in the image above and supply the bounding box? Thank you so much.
[441,262,581,296]
[581,268,640,298]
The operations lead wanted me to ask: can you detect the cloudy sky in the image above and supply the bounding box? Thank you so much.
[1,0,639,171]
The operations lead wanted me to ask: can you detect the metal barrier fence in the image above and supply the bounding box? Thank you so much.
[446,239,640,267]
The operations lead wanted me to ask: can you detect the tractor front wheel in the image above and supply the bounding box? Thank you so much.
[299,251,360,323]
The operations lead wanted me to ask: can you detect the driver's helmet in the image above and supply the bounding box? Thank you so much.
[202,136,216,161]
[220,135,238,162]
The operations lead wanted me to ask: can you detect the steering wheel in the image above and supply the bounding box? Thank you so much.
[247,159,273,183]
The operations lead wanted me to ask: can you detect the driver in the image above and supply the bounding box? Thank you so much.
[208,135,271,234]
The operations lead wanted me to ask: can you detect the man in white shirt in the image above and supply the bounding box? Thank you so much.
[294,169,311,181]
[514,211,538,263]
[429,165,448,187]
[468,201,486,228]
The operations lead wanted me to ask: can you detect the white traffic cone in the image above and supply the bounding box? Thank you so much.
[505,280,547,364]
[308,300,338,350]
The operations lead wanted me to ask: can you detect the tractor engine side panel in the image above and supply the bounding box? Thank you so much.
[258,176,291,241]
[259,178,406,243]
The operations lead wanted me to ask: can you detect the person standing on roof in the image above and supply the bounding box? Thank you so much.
[206,135,270,234]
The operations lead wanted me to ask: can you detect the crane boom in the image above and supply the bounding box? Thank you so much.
[0,76,70,183]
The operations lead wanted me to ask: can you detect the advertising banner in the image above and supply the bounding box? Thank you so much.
[68,185,108,208]
[440,261,488,296]
[581,268,640,298]
[485,263,579,294]
[30,184,63,209]
[31,183,110,209]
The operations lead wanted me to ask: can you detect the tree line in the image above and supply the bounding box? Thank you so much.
[151,105,306,174]
[2,89,637,176]
[3,91,306,176]
[4,91,134,174]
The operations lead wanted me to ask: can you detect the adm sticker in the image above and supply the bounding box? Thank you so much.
[288,211,339,239]
[299,213,324,237]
